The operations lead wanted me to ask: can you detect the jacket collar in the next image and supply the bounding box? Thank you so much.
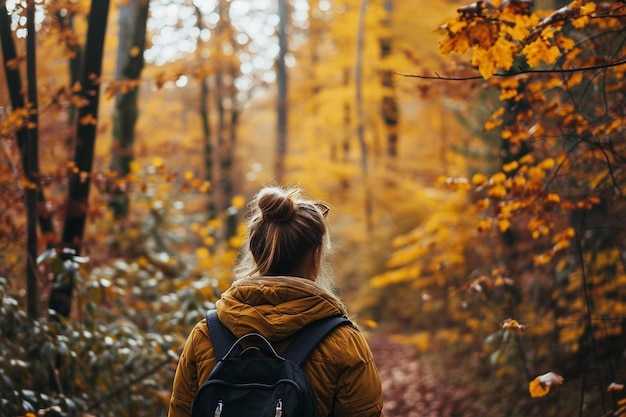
[216,276,345,340]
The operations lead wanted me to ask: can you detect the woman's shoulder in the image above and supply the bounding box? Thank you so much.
[313,319,376,365]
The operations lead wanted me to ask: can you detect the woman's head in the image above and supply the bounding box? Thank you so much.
[234,185,339,294]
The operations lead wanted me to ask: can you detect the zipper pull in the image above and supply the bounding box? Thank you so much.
[214,401,223,417]
[275,399,283,417]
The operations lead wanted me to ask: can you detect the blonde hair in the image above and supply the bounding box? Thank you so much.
[232,185,341,298]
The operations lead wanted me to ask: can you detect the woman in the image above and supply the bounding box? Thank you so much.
[168,185,384,417]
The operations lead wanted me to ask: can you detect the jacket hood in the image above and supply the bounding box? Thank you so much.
[215,276,347,341]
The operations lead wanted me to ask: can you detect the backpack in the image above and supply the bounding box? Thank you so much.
[191,310,351,417]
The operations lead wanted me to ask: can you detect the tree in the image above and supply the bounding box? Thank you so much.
[194,4,216,218]
[1,0,59,318]
[53,0,111,318]
[379,0,399,158]
[371,1,626,415]
[24,0,40,319]
[109,0,150,220]
[275,0,288,183]
[355,0,373,233]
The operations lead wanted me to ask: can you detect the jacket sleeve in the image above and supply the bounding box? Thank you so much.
[168,320,216,417]
[332,329,385,417]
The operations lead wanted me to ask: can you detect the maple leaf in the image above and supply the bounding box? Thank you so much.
[468,20,499,49]
[522,38,561,67]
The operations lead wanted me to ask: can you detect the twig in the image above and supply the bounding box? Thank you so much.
[395,58,626,81]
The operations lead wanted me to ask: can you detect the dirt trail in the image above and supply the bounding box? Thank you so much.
[368,337,477,417]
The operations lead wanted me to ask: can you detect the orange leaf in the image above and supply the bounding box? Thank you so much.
[529,372,564,398]
[472,173,488,186]
[501,318,526,331]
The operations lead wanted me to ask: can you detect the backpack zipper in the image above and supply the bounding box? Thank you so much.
[214,400,223,417]
[275,399,283,417]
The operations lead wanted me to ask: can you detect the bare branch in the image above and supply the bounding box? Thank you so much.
[396,57,626,81]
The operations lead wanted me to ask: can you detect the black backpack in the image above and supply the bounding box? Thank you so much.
[191,310,351,417]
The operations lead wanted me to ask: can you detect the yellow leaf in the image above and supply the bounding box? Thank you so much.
[152,156,165,169]
[468,20,498,49]
[546,193,560,203]
[529,372,563,397]
[566,71,583,88]
[581,2,596,14]
[129,160,141,173]
[501,318,526,331]
[472,48,497,79]
[497,218,511,232]
[513,176,526,188]
[519,154,535,165]
[80,114,97,125]
[523,39,561,67]
[472,173,488,186]
[129,46,140,57]
[502,161,519,173]
[540,158,556,169]
[475,198,490,210]
[490,172,507,184]
[484,118,503,131]
[533,252,553,265]
[556,34,575,51]
[529,378,550,398]
[491,37,517,71]
[231,194,246,209]
[196,247,210,259]
[478,219,492,232]
[488,184,507,199]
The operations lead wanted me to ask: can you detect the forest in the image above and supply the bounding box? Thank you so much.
[0,0,625,416]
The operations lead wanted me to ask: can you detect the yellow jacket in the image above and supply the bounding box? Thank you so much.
[168,276,384,417]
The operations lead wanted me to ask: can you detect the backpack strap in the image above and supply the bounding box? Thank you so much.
[282,315,353,365]
[206,309,237,360]
[206,310,353,364]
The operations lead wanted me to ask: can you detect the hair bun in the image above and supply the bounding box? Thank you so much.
[257,187,297,223]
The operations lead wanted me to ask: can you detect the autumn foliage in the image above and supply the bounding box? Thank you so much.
[1,0,626,416]
[363,0,626,415]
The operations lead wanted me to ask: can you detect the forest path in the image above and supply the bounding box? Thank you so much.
[368,336,477,417]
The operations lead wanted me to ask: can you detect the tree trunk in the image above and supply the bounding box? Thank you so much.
[194,5,216,218]
[275,0,288,183]
[356,0,372,234]
[109,0,149,219]
[224,64,239,239]
[212,0,228,244]
[342,68,351,163]
[54,0,111,318]
[380,0,399,158]
[213,0,238,240]
[56,8,84,152]
[0,1,54,241]
[24,0,39,319]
